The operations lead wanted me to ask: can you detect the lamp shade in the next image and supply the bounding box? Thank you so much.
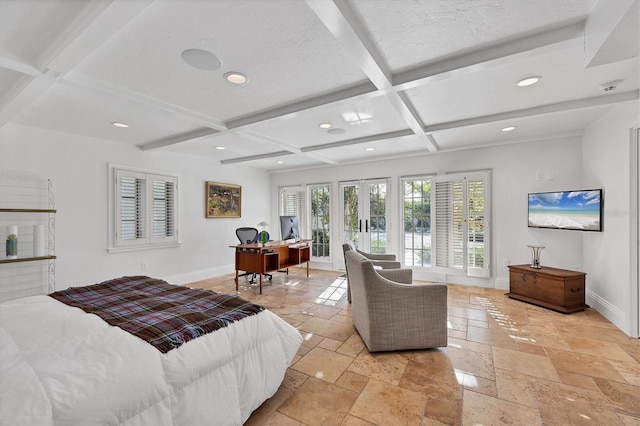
[257,221,269,228]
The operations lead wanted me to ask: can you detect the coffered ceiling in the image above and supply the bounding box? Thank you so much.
[1,0,638,171]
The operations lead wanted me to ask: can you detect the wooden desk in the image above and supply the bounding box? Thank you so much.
[231,240,311,293]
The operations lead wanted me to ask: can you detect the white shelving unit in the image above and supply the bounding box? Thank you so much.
[0,172,56,302]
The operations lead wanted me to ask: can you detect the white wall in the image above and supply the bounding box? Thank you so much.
[270,136,585,288]
[582,100,640,336]
[0,124,271,288]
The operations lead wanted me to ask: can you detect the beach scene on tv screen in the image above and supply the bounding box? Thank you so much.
[528,190,601,230]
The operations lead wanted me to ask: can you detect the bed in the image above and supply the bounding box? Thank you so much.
[0,276,302,425]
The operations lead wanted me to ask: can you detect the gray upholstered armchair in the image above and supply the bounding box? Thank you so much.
[342,240,400,303]
[345,250,448,352]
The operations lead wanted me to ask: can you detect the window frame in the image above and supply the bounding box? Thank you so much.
[108,164,180,253]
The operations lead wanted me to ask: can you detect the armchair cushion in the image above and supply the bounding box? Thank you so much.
[345,250,447,352]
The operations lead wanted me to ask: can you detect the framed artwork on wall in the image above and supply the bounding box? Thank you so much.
[205,181,241,218]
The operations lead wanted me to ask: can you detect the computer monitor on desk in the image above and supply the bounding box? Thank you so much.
[280,215,300,242]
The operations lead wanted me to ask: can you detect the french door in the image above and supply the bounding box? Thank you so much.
[339,179,390,263]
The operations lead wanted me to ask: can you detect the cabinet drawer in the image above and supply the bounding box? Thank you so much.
[509,271,563,305]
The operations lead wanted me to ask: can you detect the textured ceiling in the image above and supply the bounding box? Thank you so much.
[0,0,638,171]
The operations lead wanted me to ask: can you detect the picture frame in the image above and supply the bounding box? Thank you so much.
[205,181,241,218]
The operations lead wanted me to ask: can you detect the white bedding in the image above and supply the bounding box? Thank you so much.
[0,294,302,425]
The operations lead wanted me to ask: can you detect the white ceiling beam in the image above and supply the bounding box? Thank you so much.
[235,130,303,154]
[423,90,639,133]
[226,81,377,130]
[140,127,219,151]
[68,73,228,132]
[0,71,58,127]
[0,0,154,129]
[307,0,440,152]
[584,0,637,67]
[385,91,438,151]
[299,152,339,165]
[43,0,155,75]
[165,20,590,151]
[220,151,295,165]
[0,53,41,76]
[302,129,414,152]
[305,0,392,89]
[393,21,585,89]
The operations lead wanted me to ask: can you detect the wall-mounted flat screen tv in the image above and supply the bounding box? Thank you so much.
[528,189,603,231]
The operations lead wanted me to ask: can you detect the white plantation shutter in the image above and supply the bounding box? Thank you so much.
[150,175,177,244]
[119,174,146,241]
[113,167,179,250]
[434,179,464,273]
[433,171,490,278]
[467,178,487,277]
[281,186,304,217]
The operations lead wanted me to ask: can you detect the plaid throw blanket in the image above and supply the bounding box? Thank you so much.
[49,276,264,353]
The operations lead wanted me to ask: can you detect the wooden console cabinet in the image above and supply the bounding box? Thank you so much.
[507,265,588,313]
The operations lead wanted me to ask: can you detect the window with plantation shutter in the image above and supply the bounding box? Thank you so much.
[279,186,305,239]
[110,166,179,251]
[280,186,304,217]
[432,171,490,278]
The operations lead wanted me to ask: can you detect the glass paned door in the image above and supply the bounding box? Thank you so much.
[339,179,389,264]
[342,183,359,246]
[368,182,387,253]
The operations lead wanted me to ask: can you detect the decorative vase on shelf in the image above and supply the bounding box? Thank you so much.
[6,226,18,259]
[528,245,545,269]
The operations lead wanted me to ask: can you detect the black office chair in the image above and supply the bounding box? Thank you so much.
[235,227,272,284]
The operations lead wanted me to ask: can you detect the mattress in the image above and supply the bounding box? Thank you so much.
[0,293,302,425]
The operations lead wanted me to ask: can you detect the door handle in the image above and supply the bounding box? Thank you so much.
[365,219,369,233]
[359,220,362,232]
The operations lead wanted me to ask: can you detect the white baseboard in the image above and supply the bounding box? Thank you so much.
[586,288,628,334]
[494,277,510,291]
[163,264,234,285]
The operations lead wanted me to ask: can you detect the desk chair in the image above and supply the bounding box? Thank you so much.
[235,227,272,284]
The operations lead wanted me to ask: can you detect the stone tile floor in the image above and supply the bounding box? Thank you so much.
[190,269,640,426]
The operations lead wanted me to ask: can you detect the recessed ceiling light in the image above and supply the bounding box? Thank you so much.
[224,72,248,84]
[111,122,129,128]
[276,160,284,164]
[327,128,345,134]
[215,146,226,150]
[181,49,222,71]
[365,147,375,151]
[517,76,541,87]
[319,123,332,129]
[502,126,516,132]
